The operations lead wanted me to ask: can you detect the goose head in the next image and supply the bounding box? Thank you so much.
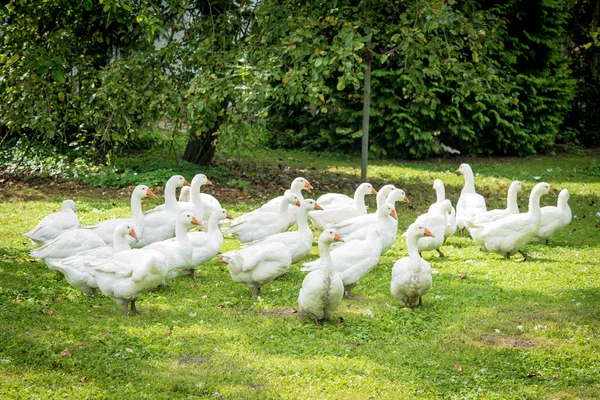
[319,229,344,245]
[357,182,377,196]
[291,177,313,193]
[179,212,201,229]
[191,174,213,188]
[410,224,435,239]
[433,179,444,191]
[377,203,397,220]
[61,199,76,212]
[115,223,138,240]
[167,175,191,190]
[387,188,409,204]
[300,199,323,211]
[283,193,302,207]
[133,185,156,199]
[557,189,570,206]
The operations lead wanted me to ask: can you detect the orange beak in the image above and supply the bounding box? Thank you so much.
[183,179,191,187]
[314,203,324,211]
[129,229,138,239]
[146,189,157,198]
[206,179,213,185]
[226,212,233,219]
[371,187,377,195]
[403,196,410,203]
[455,168,462,173]
[304,182,313,192]
[549,188,556,195]
[191,217,201,226]
[424,228,434,237]
[390,209,397,220]
[295,200,301,207]
[334,233,344,242]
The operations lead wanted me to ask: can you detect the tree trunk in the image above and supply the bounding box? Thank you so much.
[183,130,216,166]
[361,39,372,182]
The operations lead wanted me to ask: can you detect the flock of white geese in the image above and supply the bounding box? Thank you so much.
[23,164,572,325]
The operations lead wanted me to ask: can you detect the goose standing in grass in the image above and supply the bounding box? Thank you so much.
[229,177,312,229]
[297,229,345,326]
[408,199,453,257]
[309,183,377,230]
[429,179,457,239]
[242,199,323,263]
[328,203,398,253]
[455,164,487,230]
[533,188,572,244]
[81,247,168,316]
[465,181,523,226]
[133,175,190,247]
[51,223,138,296]
[173,174,213,230]
[327,188,407,247]
[189,208,231,269]
[144,212,201,281]
[302,224,383,298]
[82,185,156,245]
[24,200,78,247]
[391,224,434,307]
[225,193,301,243]
[219,242,292,297]
[466,182,554,260]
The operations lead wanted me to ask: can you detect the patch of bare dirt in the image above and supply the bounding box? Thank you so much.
[480,335,539,348]
[261,308,298,317]
[178,356,210,365]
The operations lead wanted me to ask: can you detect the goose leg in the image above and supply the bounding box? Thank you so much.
[518,250,532,261]
[122,299,130,316]
[344,284,356,299]
[418,296,423,307]
[505,253,511,260]
[129,299,139,315]
[436,249,445,258]
[251,283,261,298]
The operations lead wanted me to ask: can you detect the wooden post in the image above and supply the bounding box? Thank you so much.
[361,39,372,182]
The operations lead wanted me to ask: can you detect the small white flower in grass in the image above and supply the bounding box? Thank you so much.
[547,168,553,172]
[534,325,546,331]
[189,312,197,317]
[432,269,439,274]
[435,295,442,299]
[0,359,11,363]
[363,309,374,318]
[533,176,541,181]
[596,212,600,217]
[465,259,473,264]
[494,329,501,334]
[517,325,524,332]
[576,302,582,307]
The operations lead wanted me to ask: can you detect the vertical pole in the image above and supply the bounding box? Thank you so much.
[361,38,372,182]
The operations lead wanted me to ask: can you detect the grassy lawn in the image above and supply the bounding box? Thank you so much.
[1,149,599,399]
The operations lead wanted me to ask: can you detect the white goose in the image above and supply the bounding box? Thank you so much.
[30,228,107,272]
[225,193,301,243]
[175,174,213,230]
[391,224,434,307]
[455,164,487,229]
[327,188,407,242]
[52,223,138,295]
[219,242,292,297]
[466,180,523,226]
[24,200,78,247]
[179,186,222,218]
[533,189,571,244]
[303,224,382,298]
[242,199,323,263]
[143,212,201,281]
[309,183,377,230]
[81,247,168,315]
[467,182,554,260]
[375,184,397,209]
[134,175,190,247]
[297,229,345,326]
[189,208,231,268]
[229,177,312,229]
[409,199,453,257]
[429,179,457,238]
[315,182,377,210]
[328,203,399,253]
[82,185,156,245]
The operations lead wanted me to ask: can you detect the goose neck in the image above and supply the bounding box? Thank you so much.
[164,181,179,211]
[190,184,205,217]
[435,185,445,203]
[113,233,131,253]
[406,234,422,266]
[131,193,145,229]
[175,221,191,246]
[462,170,476,193]
[507,186,519,214]
[318,241,334,272]
[353,190,367,210]
[296,207,310,231]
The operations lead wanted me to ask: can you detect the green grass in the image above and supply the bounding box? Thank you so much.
[1,149,600,399]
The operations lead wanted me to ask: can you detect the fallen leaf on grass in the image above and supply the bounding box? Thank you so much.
[554,374,561,379]
[458,272,468,279]
[45,310,56,316]
[52,360,59,368]
[125,348,133,353]
[570,228,577,232]
[80,376,87,383]
[90,305,100,309]
[336,317,344,324]
[291,308,298,313]
[401,307,412,312]
[61,348,71,356]
[40,301,48,306]
[527,371,542,378]
[453,362,462,373]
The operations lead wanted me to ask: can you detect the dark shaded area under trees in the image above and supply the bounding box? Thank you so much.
[1,0,599,167]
